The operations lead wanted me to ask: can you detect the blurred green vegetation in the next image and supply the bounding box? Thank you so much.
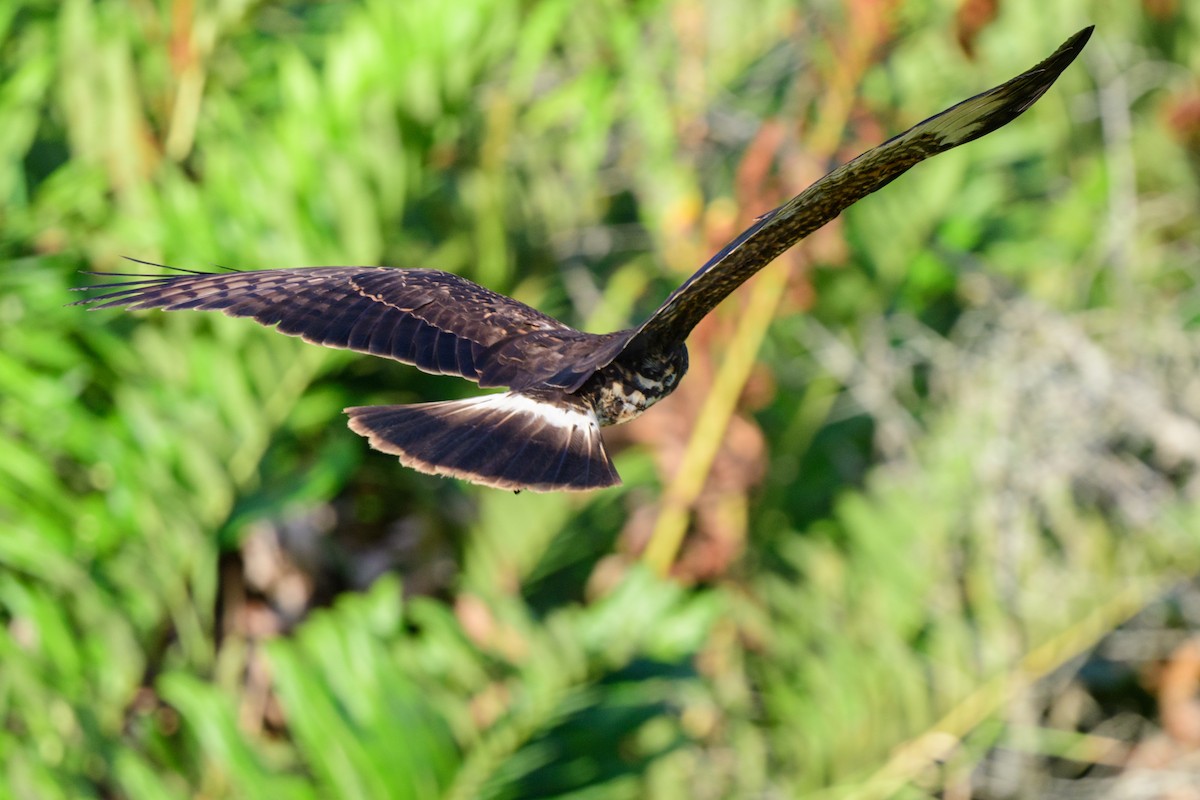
[2,0,1199,797]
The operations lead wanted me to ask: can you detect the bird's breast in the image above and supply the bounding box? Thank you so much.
[589,362,682,426]
[594,380,660,425]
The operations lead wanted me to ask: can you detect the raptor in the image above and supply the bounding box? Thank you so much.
[75,28,1092,492]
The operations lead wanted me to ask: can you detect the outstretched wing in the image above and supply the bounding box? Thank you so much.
[624,26,1093,352]
[72,262,572,385]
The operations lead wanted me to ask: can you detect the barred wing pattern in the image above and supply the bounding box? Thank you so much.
[75,265,571,385]
[625,26,1094,352]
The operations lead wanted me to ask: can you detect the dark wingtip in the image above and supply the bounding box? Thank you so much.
[1043,25,1094,77]
[121,256,233,275]
[1070,25,1095,49]
[1007,25,1094,99]
[70,258,239,308]
[936,25,1094,148]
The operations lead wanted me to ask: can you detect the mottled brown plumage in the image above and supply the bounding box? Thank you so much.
[80,266,569,383]
[74,28,1092,491]
[626,26,1093,351]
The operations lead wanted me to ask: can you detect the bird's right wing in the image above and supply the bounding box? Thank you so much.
[72,263,572,386]
[624,26,1093,352]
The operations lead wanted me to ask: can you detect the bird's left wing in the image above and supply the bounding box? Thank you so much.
[72,263,572,385]
[623,26,1093,352]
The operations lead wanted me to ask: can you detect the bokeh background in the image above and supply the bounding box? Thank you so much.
[3,0,1200,797]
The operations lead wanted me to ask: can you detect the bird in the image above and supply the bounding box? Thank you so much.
[74,28,1092,493]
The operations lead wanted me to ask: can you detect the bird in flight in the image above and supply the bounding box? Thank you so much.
[75,28,1092,492]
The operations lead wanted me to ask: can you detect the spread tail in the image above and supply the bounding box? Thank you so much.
[345,391,620,492]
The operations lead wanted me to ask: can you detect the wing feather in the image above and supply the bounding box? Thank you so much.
[365,311,403,357]
[345,302,389,352]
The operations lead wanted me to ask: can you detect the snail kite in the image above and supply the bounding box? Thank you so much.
[75,28,1093,492]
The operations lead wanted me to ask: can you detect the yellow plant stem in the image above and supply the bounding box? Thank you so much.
[641,21,879,575]
[837,579,1158,800]
[642,259,792,575]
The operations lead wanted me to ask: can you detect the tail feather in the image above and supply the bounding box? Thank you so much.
[345,391,620,492]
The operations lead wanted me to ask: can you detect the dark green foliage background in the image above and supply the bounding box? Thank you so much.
[2,0,1199,797]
